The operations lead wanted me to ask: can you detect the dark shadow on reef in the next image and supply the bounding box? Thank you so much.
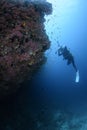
[0,0,52,97]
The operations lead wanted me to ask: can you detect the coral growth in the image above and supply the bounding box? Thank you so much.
[0,0,52,96]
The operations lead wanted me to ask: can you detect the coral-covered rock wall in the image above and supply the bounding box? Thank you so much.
[0,0,52,96]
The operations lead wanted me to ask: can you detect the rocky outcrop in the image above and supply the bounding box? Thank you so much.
[0,0,52,96]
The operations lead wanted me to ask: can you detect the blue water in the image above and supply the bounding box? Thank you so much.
[0,0,87,129]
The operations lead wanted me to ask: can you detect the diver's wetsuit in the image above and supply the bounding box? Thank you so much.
[58,46,77,72]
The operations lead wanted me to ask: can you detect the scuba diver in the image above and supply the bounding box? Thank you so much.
[58,45,77,72]
[57,45,80,83]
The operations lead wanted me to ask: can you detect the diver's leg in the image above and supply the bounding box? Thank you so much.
[72,60,77,72]
[67,60,71,65]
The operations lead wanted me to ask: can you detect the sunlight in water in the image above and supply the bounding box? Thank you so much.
[45,0,81,83]
[47,0,78,15]
[45,0,80,47]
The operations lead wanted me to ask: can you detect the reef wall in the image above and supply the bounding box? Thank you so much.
[0,0,52,96]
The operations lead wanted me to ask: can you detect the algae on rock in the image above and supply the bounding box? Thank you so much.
[0,0,52,96]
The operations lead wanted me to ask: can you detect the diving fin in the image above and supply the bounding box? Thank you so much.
[75,70,79,83]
